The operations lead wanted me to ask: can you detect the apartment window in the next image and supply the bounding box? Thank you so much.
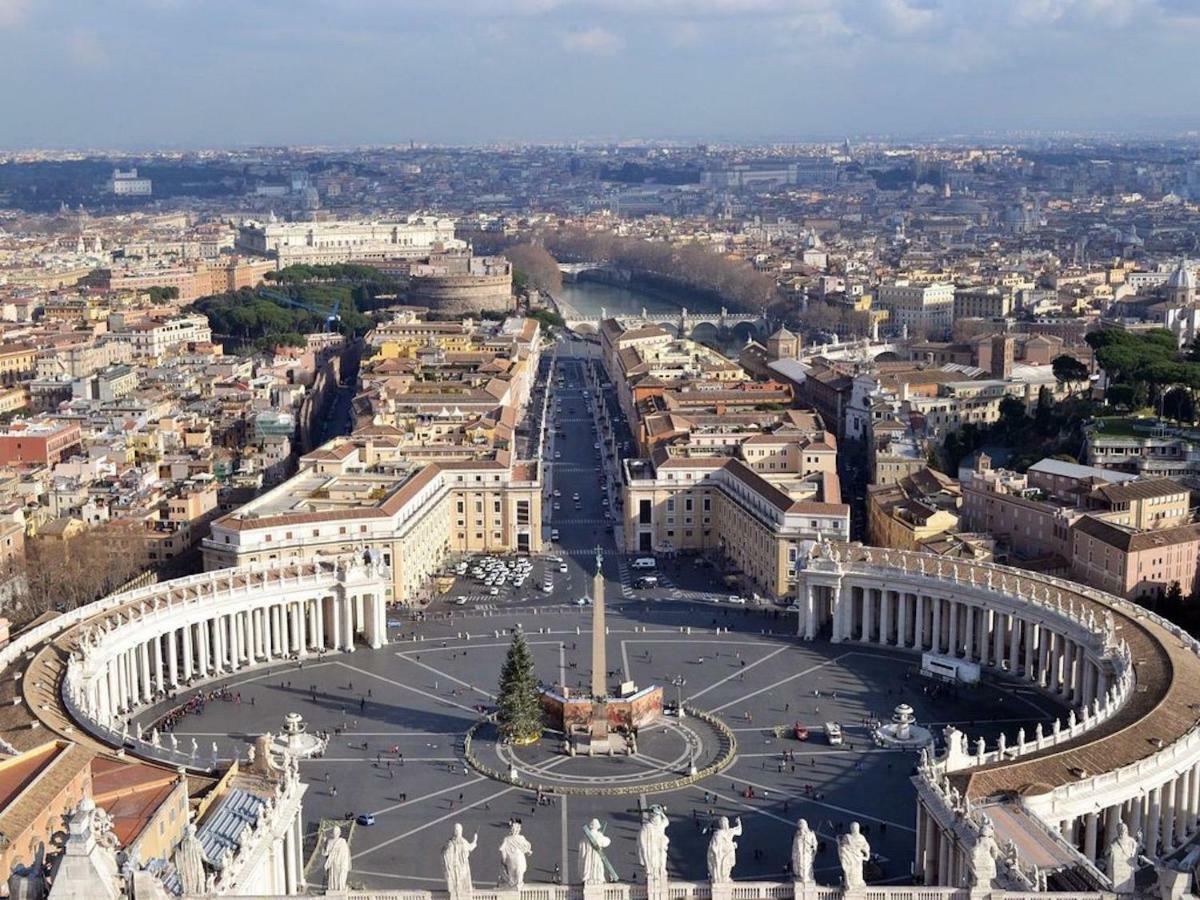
[457,501,464,513]
[494,501,501,514]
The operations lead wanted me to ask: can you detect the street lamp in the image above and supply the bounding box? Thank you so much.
[670,675,687,719]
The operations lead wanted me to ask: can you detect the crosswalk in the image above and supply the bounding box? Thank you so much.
[547,517,609,525]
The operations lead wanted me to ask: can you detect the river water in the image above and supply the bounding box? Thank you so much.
[554,279,722,321]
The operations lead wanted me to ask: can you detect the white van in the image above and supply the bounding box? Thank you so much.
[631,557,657,570]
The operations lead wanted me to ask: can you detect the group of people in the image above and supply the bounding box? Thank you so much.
[150,686,239,734]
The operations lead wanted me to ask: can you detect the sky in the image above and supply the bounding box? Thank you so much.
[1,0,1199,149]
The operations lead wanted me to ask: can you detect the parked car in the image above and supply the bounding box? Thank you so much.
[357,813,376,826]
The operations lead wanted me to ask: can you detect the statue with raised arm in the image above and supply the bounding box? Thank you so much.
[706,816,742,884]
[175,822,210,895]
[791,818,817,885]
[579,818,615,885]
[1106,821,1139,894]
[443,823,478,900]
[323,824,351,894]
[498,821,532,890]
[638,805,670,893]
[838,822,870,889]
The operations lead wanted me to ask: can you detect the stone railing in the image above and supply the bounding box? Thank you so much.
[188,885,1106,900]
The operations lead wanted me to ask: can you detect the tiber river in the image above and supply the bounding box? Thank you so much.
[554,279,723,321]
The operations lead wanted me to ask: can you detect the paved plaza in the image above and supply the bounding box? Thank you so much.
[137,598,1065,890]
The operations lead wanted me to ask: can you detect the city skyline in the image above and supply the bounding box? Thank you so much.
[2,0,1200,149]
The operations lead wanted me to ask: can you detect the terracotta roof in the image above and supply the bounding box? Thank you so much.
[1090,477,1186,504]
[1072,515,1200,553]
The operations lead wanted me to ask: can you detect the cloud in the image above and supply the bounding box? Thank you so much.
[65,28,109,69]
[0,0,28,28]
[562,26,624,55]
[668,20,703,47]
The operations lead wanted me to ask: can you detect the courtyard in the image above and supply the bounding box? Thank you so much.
[136,596,1064,890]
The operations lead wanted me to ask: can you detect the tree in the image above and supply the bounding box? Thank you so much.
[496,632,542,744]
[1051,355,1089,398]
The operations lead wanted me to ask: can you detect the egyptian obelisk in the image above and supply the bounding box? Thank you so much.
[591,546,606,698]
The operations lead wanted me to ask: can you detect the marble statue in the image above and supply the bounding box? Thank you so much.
[578,818,614,885]
[1106,821,1139,894]
[969,819,998,888]
[706,816,742,884]
[498,821,532,890]
[838,822,871,889]
[7,864,43,900]
[791,818,817,885]
[323,824,351,893]
[638,805,670,891]
[442,823,478,900]
[175,823,209,896]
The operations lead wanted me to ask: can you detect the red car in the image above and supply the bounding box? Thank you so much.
[793,723,810,741]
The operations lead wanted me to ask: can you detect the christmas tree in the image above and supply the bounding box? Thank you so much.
[497,632,542,744]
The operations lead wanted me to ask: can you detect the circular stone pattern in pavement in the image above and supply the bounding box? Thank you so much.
[466,709,735,795]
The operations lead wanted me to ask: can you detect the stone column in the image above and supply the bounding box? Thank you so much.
[283,823,297,893]
[964,606,975,661]
[167,628,179,688]
[1023,621,1035,680]
[992,612,1005,669]
[297,601,309,656]
[947,600,959,658]
[861,587,874,643]
[315,598,326,650]
[342,592,355,651]
[897,593,909,648]
[152,636,163,696]
[229,613,242,672]
[1147,786,1162,856]
[1084,812,1099,861]
[107,661,120,716]
[182,623,193,681]
[330,595,342,651]
[1176,771,1191,845]
[1008,616,1021,673]
[880,589,893,645]
[931,596,943,654]
[139,643,152,702]
[915,594,926,650]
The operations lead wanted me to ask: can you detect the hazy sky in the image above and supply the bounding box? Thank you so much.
[1,0,1199,148]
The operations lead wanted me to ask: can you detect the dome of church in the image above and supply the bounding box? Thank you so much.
[1167,260,1196,292]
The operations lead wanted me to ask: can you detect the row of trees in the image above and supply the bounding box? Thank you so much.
[503,244,562,296]
[16,522,148,625]
[265,263,391,284]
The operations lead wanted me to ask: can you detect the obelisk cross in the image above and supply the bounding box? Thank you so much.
[591,546,606,699]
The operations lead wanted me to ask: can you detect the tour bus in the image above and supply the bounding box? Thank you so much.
[920,651,981,686]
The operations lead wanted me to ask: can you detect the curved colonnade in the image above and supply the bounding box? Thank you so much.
[796,543,1200,891]
[40,558,391,770]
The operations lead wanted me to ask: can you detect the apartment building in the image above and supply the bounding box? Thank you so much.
[1071,517,1200,600]
[236,217,463,265]
[867,468,961,551]
[105,313,213,360]
[875,281,955,336]
[203,433,542,603]
[622,451,848,599]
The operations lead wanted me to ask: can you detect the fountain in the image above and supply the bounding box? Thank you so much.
[270,712,328,759]
[872,703,933,750]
